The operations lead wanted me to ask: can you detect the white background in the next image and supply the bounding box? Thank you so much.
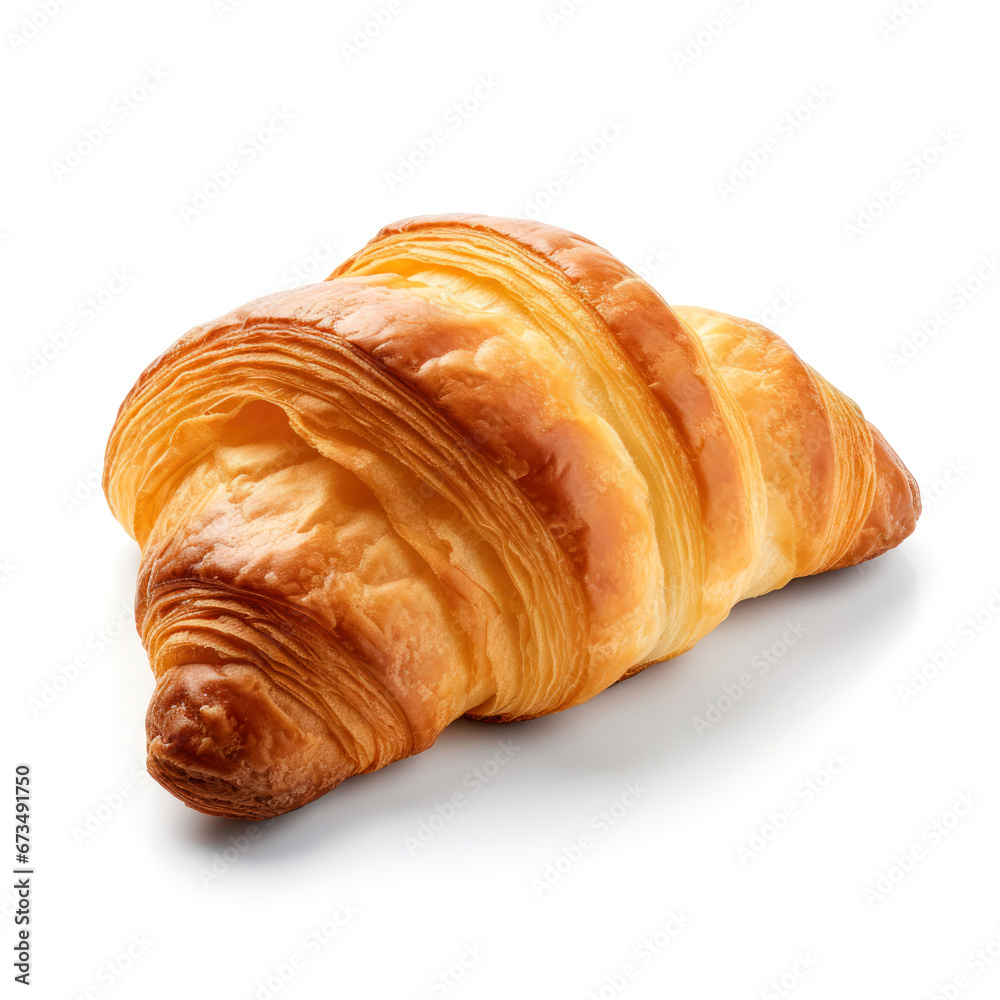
[4,0,1000,997]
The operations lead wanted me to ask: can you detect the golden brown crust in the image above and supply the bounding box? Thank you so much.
[104,215,919,818]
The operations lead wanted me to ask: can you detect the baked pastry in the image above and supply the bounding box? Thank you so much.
[103,214,919,819]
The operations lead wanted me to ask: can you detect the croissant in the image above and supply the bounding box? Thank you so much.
[103,214,919,819]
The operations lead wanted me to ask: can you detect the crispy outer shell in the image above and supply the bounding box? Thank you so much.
[103,214,920,819]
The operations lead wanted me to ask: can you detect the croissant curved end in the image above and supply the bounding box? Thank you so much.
[145,663,349,820]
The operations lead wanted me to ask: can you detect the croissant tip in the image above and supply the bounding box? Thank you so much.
[145,662,328,820]
[145,748,283,821]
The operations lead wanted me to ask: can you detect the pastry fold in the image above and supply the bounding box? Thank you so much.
[103,214,919,818]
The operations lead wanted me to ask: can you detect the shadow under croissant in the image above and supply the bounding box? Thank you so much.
[173,548,919,855]
[546,547,921,778]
